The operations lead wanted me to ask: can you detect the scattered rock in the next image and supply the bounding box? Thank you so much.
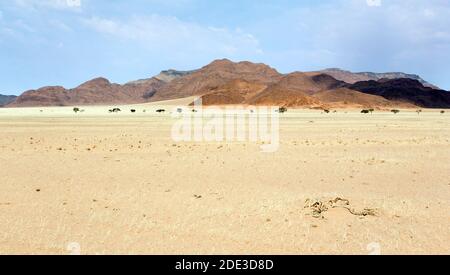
[304,197,378,218]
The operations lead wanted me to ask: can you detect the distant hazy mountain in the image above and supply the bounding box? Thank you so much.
[315,68,439,89]
[0,94,17,106]
[6,59,449,108]
[154,69,196,83]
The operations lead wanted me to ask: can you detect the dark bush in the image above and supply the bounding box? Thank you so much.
[278,107,288,113]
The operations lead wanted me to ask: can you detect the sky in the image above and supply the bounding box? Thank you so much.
[0,0,450,95]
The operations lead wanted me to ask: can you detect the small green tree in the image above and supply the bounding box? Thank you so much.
[361,109,370,114]
[416,109,422,115]
[391,109,400,114]
[441,110,446,114]
[73,107,80,113]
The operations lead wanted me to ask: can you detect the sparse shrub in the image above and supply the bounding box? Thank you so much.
[441,110,445,114]
[416,109,422,115]
[391,109,400,114]
[369,108,374,114]
[130,109,136,113]
[177,108,183,113]
[73,107,80,113]
[109,108,121,113]
[156,109,166,113]
[192,109,198,113]
[361,109,370,114]
[278,107,288,113]
[323,109,330,114]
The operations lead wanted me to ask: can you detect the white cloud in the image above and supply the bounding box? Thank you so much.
[66,0,81,8]
[366,0,381,7]
[14,0,82,10]
[258,0,450,87]
[82,15,262,57]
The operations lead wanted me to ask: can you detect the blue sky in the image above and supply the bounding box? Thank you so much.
[1,0,449,95]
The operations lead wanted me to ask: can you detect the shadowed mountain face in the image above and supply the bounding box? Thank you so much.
[193,71,401,109]
[349,78,450,108]
[196,79,267,105]
[314,68,439,89]
[6,59,449,108]
[0,94,17,106]
[245,72,343,107]
[154,69,197,83]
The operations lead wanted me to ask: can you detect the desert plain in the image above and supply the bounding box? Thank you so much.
[0,100,449,255]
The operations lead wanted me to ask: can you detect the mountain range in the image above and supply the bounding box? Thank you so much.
[5,59,450,109]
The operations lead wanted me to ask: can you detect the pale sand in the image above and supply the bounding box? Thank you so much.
[0,103,449,255]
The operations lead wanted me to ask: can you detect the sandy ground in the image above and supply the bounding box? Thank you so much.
[0,102,449,255]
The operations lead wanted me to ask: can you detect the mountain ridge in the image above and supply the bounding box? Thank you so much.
[314,68,439,89]
[6,59,449,108]
[8,77,165,107]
